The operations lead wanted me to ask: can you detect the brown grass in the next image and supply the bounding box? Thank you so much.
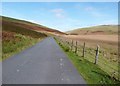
[67,25,118,35]
[2,16,66,35]
[62,35,118,46]
[2,31,15,41]
[60,34,118,62]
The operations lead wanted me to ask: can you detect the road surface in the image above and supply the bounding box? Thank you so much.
[3,37,86,84]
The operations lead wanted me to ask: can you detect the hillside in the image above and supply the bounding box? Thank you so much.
[2,17,47,38]
[2,16,65,35]
[2,16,48,60]
[67,25,118,35]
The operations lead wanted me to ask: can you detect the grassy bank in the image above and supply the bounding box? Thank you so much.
[55,38,119,85]
[1,16,47,61]
[2,31,44,61]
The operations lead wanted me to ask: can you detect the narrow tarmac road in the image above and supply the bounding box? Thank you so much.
[3,37,86,84]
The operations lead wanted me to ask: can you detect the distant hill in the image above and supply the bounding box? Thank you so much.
[2,16,65,35]
[67,25,118,35]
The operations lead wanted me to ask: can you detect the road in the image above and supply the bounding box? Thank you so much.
[3,37,86,84]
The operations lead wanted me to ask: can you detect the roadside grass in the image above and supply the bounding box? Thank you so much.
[1,16,47,61]
[55,37,119,81]
[75,45,118,80]
[55,38,120,84]
[1,31,45,61]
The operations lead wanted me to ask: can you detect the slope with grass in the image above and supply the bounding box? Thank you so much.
[67,25,118,35]
[2,16,48,61]
[2,16,65,35]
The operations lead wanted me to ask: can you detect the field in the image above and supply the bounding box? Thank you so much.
[55,34,119,84]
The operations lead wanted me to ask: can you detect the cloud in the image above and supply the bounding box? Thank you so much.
[51,8,65,18]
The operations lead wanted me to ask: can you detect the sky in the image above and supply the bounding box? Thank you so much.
[1,2,118,32]
[2,0,120,2]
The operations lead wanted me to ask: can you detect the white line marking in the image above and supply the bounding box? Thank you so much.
[60,58,63,61]
[17,69,19,72]
[60,63,63,66]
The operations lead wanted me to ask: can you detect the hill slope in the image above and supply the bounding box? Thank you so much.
[2,16,65,35]
[67,25,118,35]
[2,17,47,38]
[2,16,49,60]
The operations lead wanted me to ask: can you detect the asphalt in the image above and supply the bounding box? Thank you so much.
[2,37,86,84]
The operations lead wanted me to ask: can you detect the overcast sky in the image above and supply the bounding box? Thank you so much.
[2,2,118,32]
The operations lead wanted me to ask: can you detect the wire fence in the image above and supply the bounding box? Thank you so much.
[55,36,119,81]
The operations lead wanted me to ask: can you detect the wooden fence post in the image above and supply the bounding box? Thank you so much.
[71,40,73,51]
[75,41,77,54]
[82,42,85,57]
[94,45,100,64]
[68,41,69,45]
[65,40,67,47]
[68,41,70,49]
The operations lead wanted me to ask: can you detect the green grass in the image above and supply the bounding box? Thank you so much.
[73,44,119,80]
[56,37,119,80]
[2,33,43,61]
[55,38,120,84]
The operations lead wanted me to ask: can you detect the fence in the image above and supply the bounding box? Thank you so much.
[55,36,119,81]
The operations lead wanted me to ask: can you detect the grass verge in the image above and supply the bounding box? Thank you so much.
[55,38,120,85]
[1,31,45,61]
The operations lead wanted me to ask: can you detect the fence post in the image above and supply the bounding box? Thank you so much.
[68,41,70,49]
[71,40,73,51]
[82,42,85,57]
[68,41,69,45]
[94,45,100,64]
[75,41,77,54]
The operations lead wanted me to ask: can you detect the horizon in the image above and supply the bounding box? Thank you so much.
[2,2,118,32]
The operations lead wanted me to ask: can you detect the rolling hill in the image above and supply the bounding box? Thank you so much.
[2,17,47,38]
[2,16,65,35]
[1,16,47,60]
[67,25,118,35]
